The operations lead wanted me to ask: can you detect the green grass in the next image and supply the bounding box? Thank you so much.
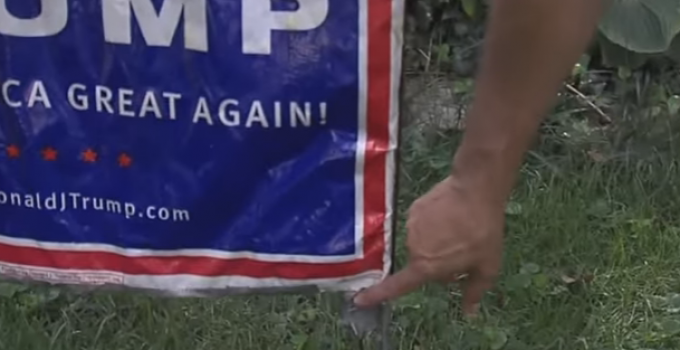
[2,127,680,350]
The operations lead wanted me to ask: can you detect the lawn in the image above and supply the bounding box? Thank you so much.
[1,125,680,350]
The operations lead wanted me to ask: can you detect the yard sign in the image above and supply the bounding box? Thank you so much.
[0,0,403,295]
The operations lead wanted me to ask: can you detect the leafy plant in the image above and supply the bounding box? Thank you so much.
[597,0,680,69]
[404,0,487,74]
[406,0,680,71]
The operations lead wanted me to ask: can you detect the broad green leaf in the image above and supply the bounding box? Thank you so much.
[666,34,680,62]
[598,0,680,53]
[436,43,450,64]
[598,34,650,69]
[483,327,508,350]
[657,318,680,336]
[520,262,540,275]
[461,0,478,18]
[294,308,319,323]
[532,274,550,290]
[506,273,532,291]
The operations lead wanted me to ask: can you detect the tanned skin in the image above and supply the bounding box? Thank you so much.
[354,0,609,316]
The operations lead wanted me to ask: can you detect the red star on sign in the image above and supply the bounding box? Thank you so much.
[6,144,20,158]
[118,153,132,168]
[82,148,97,163]
[42,147,58,161]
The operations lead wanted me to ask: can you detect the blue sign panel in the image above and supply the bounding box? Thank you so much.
[0,0,402,294]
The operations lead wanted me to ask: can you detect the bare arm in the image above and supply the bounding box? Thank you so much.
[353,0,609,310]
[453,0,607,206]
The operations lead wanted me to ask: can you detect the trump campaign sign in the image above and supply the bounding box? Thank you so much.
[0,0,403,295]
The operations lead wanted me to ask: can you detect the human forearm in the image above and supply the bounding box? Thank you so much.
[452,0,607,206]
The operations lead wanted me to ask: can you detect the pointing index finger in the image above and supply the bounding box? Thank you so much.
[352,264,428,307]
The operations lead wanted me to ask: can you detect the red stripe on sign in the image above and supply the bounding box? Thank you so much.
[0,0,395,280]
[0,242,380,279]
[362,0,392,271]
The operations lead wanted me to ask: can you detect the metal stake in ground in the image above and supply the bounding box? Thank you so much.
[341,293,391,350]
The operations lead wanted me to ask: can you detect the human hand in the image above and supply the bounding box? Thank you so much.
[353,175,505,316]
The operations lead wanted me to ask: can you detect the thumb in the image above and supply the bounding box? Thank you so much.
[353,264,427,308]
[461,270,495,316]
